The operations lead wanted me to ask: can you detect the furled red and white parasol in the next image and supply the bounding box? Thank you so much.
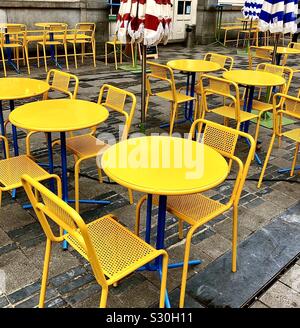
[116,0,174,124]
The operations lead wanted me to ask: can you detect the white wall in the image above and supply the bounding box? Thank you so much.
[218,0,244,5]
[0,9,7,24]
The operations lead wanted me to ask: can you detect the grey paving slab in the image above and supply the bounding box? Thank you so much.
[185,202,300,308]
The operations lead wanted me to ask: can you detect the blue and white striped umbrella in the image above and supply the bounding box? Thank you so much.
[242,0,264,20]
[258,0,299,34]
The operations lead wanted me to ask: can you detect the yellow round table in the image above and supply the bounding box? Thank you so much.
[102,135,228,307]
[260,46,300,65]
[0,78,50,157]
[9,99,109,204]
[223,69,285,164]
[35,22,65,29]
[167,59,221,122]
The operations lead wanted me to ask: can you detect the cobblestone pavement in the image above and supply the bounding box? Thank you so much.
[0,43,299,308]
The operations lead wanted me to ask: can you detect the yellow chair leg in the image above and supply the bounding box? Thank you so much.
[25,45,30,75]
[145,93,150,117]
[119,44,122,64]
[74,158,84,213]
[169,103,178,136]
[290,143,299,177]
[73,43,78,69]
[92,40,96,67]
[113,44,118,70]
[178,219,184,240]
[135,195,147,236]
[99,287,108,308]
[257,133,276,188]
[179,229,194,308]
[0,190,2,208]
[1,47,6,77]
[128,188,134,205]
[64,43,69,70]
[39,238,52,308]
[37,44,40,68]
[131,43,135,67]
[81,43,85,64]
[42,44,48,72]
[97,167,103,183]
[231,205,238,273]
[105,42,108,66]
[159,252,169,308]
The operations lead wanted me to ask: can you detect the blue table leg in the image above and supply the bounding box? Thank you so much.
[0,101,7,158]
[184,73,191,120]
[49,32,62,69]
[278,166,300,174]
[145,194,152,244]
[188,72,196,122]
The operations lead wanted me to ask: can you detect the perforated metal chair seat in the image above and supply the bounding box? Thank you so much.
[240,98,273,112]
[282,128,300,143]
[65,215,158,281]
[65,134,110,158]
[156,90,196,103]
[2,43,23,48]
[152,193,228,226]
[0,155,50,190]
[211,105,259,122]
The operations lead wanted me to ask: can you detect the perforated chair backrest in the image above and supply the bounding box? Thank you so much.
[146,61,177,101]
[204,53,234,71]
[98,84,136,140]
[249,46,272,69]
[46,69,79,99]
[2,24,27,46]
[21,174,108,287]
[200,74,241,121]
[274,93,300,128]
[189,119,255,205]
[75,23,95,38]
[256,63,293,101]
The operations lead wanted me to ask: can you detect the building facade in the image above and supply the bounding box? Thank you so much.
[0,0,243,50]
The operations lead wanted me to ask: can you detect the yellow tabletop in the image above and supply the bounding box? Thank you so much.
[167,59,221,73]
[223,69,285,87]
[0,78,50,101]
[101,136,229,195]
[9,99,109,132]
[259,46,300,55]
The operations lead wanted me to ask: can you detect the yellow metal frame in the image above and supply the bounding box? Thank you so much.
[135,118,255,308]
[67,23,96,69]
[258,93,300,188]
[105,32,135,70]
[0,134,60,207]
[21,174,168,308]
[281,42,300,73]
[203,52,234,72]
[37,23,69,72]
[0,24,30,76]
[56,84,136,212]
[146,61,198,135]
[248,46,273,70]
[25,69,79,157]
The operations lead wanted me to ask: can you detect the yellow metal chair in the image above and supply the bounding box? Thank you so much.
[135,119,255,308]
[200,75,260,147]
[248,46,273,70]
[247,63,293,116]
[282,42,300,73]
[37,23,69,72]
[145,61,198,135]
[220,23,243,46]
[0,135,60,207]
[0,24,30,76]
[58,84,136,212]
[204,52,234,71]
[21,174,168,308]
[258,93,300,188]
[25,69,79,157]
[67,23,96,69]
[105,33,134,70]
